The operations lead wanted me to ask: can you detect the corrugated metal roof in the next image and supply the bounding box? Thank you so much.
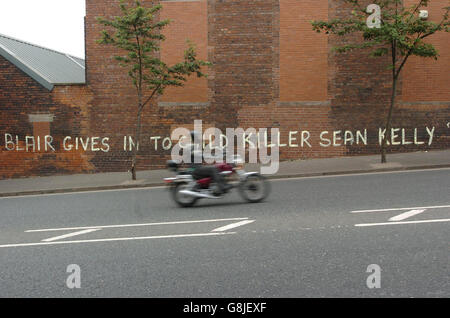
[0,33,85,90]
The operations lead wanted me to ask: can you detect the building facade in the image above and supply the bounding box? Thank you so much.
[1,0,449,179]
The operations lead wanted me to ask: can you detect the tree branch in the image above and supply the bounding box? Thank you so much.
[420,8,450,39]
[409,0,426,20]
[134,25,143,102]
[141,83,162,110]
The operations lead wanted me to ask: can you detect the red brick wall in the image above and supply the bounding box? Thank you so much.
[279,0,328,102]
[0,55,94,179]
[327,0,450,155]
[160,0,209,103]
[207,0,280,144]
[402,0,450,102]
[85,0,212,172]
[1,0,449,179]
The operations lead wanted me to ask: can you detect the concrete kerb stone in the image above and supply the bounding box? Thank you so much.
[1,163,449,199]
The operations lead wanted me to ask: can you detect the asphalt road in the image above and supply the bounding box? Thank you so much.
[0,168,449,298]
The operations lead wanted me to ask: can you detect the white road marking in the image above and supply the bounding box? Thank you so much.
[0,232,235,249]
[351,205,450,213]
[212,220,255,232]
[42,229,100,242]
[26,217,249,233]
[389,209,426,222]
[355,218,450,227]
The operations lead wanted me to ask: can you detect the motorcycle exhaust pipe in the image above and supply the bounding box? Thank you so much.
[179,190,220,199]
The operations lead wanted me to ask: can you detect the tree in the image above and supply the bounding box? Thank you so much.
[312,0,449,163]
[97,0,210,180]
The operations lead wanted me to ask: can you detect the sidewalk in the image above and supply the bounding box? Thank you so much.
[0,149,449,197]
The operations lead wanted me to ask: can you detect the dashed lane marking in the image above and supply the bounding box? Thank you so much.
[351,205,450,213]
[355,218,450,227]
[388,209,426,222]
[212,220,255,232]
[0,232,235,249]
[26,217,249,233]
[42,228,101,242]
[0,217,252,249]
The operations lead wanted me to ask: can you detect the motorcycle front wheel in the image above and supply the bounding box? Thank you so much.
[172,182,199,207]
[239,174,270,203]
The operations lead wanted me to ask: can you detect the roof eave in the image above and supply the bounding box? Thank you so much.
[0,44,54,91]
[53,81,86,86]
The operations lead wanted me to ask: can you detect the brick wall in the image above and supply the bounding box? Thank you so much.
[160,0,209,104]
[402,0,450,102]
[327,0,450,155]
[85,0,212,172]
[279,0,328,102]
[396,1,450,149]
[1,0,449,179]
[0,55,94,179]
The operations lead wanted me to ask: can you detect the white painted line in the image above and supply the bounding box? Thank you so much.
[42,229,100,242]
[389,209,426,222]
[351,205,450,213]
[26,217,249,233]
[0,232,236,249]
[355,218,450,227]
[212,220,255,232]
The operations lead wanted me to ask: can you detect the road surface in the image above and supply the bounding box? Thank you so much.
[0,168,449,297]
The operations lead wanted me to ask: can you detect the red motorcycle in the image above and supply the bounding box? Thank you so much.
[164,156,271,207]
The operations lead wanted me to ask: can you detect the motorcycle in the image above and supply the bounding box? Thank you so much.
[164,156,271,207]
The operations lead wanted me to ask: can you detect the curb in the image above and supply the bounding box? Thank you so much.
[1,164,449,199]
[0,182,167,198]
[266,164,450,180]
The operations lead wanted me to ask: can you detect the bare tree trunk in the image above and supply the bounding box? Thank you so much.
[381,40,398,164]
[381,76,398,163]
[131,104,143,181]
[132,35,144,181]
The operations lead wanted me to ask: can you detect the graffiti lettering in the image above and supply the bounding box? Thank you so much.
[4,134,110,152]
[1,127,439,153]
[320,130,367,147]
[378,127,434,146]
[63,136,110,152]
[5,133,15,151]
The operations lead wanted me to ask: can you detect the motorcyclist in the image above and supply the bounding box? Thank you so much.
[187,131,230,195]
